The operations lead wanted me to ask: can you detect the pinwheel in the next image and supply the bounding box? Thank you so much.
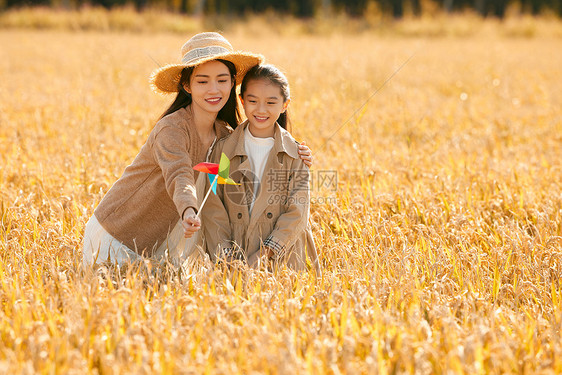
[193,152,238,216]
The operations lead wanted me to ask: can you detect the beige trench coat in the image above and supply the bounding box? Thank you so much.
[200,121,321,274]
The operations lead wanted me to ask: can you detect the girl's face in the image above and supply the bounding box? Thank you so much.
[240,78,289,138]
[184,60,233,117]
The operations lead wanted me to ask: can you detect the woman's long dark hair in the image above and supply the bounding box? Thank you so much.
[239,64,291,131]
[159,59,241,129]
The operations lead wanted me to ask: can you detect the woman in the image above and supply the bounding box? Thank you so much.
[82,32,312,267]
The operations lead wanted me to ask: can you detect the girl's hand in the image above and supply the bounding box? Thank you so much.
[298,141,313,168]
[260,246,277,273]
[263,246,276,259]
[182,208,201,238]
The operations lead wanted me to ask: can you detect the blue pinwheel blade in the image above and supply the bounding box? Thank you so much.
[208,174,218,194]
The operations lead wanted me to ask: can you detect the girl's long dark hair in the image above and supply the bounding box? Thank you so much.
[240,64,291,131]
[159,59,241,129]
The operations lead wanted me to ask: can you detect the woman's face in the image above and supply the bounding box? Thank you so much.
[185,60,233,117]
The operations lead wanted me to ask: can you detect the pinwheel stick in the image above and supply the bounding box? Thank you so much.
[182,175,218,259]
[196,174,219,219]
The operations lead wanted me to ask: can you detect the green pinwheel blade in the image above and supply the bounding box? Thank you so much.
[218,152,230,179]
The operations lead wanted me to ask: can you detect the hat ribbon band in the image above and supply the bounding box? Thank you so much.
[181,46,231,65]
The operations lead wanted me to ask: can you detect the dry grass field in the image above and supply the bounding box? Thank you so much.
[0,13,561,374]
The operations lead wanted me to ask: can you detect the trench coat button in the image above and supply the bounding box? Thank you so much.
[237,212,242,219]
[267,212,273,219]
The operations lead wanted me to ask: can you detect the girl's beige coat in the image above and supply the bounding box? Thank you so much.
[200,121,321,274]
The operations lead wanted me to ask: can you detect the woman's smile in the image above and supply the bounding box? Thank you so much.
[205,97,223,105]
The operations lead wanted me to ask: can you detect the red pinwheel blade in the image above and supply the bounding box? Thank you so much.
[193,162,219,175]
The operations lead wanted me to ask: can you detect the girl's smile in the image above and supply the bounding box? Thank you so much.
[253,115,269,122]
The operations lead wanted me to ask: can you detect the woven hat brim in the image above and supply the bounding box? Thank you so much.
[150,51,264,94]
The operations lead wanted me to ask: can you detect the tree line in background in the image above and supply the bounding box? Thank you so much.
[2,0,561,18]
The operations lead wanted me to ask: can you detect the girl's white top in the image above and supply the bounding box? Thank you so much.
[244,126,275,214]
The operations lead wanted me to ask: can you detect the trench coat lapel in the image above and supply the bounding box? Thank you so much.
[237,156,257,212]
[223,122,254,218]
[247,147,283,232]
[247,124,298,232]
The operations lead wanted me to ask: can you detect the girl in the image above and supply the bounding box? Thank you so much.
[201,64,321,274]
[82,33,312,267]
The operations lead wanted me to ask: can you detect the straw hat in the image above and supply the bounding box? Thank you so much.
[150,32,264,94]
